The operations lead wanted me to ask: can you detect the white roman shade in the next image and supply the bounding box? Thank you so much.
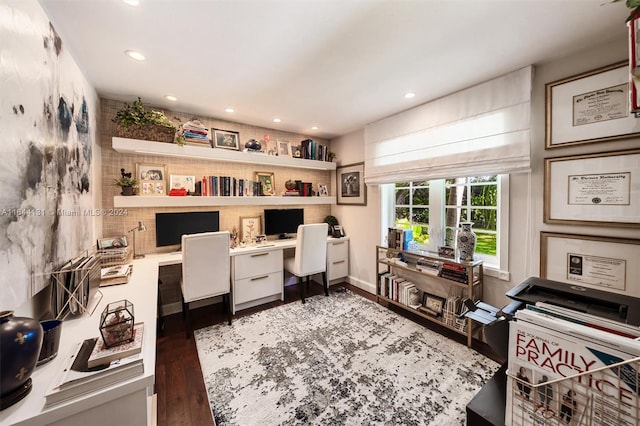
[364,66,532,184]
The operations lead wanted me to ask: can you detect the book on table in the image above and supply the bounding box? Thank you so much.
[44,333,144,407]
[87,322,144,368]
[506,308,640,426]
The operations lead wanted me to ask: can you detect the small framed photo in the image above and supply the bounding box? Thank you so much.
[212,129,240,150]
[255,171,275,196]
[240,216,262,242]
[318,184,328,196]
[97,236,128,250]
[169,175,196,193]
[292,145,302,158]
[277,140,291,157]
[136,163,167,196]
[337,162,367,205]
[422,293,446,317]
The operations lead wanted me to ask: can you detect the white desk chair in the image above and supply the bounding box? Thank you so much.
[283,223,329,303]
[181,231,231,338]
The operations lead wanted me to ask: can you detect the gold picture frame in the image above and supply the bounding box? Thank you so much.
[540,232,640,294]
[544,149,640,227]
[545,60,640,149]
[255,171,275,196]
[136,163,167,196]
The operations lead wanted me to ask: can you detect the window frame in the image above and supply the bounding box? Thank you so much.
[383,175,510,280]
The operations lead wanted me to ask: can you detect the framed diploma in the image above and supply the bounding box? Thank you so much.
[544,149,640,227]
[540,232,640,296]
[545,61,640,148]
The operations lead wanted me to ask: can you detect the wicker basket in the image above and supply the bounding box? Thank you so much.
[116,123,175,143]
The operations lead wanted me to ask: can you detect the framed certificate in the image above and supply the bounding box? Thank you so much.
[545,61,640,148]
[540,232,640,296]
[544,149,640,227]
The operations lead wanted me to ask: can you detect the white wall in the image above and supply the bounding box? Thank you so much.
[333,37,640,307]
[0,0,100,316]
[330,129,379,293]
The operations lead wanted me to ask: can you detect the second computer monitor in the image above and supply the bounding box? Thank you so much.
[263,208,304,239]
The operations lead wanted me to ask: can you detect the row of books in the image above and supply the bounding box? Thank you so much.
[44,323,145,407]
[378,272,420,307]
[50,254,102,319]
[506,302,640,425]
[300,138,330,162]
[199,176,263,197]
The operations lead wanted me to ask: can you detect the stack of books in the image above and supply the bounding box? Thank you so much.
[438,262,469,284]
[100,264,132,287]
[44,323,145,407]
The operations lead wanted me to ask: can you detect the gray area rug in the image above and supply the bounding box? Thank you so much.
[194,289,499,425]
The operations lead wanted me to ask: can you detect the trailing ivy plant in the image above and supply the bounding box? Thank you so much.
[113,97,176,129]
[613,0,640,21]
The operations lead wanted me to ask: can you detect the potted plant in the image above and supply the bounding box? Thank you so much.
[328,151,336,162]
[113,97,179,144]
[114,168,138,196]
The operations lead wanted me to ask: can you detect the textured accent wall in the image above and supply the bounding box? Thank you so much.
[100,98,333,308]
[0,0,99,311]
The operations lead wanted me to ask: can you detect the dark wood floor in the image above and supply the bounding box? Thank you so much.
[154,282,504,426]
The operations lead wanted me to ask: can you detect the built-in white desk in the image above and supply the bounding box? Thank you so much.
[1,237,348,426]
[1,258,159,426]
[148,236,349,314]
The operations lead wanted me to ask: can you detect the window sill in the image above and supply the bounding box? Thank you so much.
[483,266,510,282]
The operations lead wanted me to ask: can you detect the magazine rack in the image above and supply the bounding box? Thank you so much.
[50,252,103,320]
[506,356,640,425]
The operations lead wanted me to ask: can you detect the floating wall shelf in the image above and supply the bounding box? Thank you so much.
[112,137,337,171]
[113,195,337,208]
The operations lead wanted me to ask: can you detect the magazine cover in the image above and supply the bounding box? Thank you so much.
[506,310,640,426]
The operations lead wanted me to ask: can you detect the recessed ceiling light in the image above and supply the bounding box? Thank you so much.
[311,126,318,130]
[122,0,139,5]
[225,108,235,113]
[125,50,145,61]
[273,118,281,123]
[404,92,416,99]
[164,95,178,102]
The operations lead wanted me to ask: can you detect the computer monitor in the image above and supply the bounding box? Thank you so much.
[264,208,304,239]
[155,211,220,248]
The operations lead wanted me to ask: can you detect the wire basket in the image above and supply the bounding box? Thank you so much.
[98,247,131,268]
[506,354,640,425]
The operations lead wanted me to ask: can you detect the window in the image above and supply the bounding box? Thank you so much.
[386,175,509,275]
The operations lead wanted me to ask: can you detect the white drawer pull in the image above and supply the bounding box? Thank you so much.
[333,260,345,265]
[250,275,269,281]
[250,252,269,258]
[332,242,345,245]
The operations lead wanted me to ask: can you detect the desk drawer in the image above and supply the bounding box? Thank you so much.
[234,249,283,280]
[328,258,348,281]
[327,240,348,261]
[234,271,282,304]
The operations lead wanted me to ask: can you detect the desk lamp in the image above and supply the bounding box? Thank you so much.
[129,221,147,259]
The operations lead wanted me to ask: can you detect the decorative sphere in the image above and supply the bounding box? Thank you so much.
[285,180,297,190]
[245,139,262,151]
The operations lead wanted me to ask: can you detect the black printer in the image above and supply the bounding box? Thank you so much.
[506,276,640,326]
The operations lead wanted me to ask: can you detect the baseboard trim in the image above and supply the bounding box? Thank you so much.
[347,276,375,294]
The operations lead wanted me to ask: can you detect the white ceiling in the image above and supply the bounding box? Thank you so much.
[39,0,629,139]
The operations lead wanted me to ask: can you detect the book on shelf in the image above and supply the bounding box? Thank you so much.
[45,336,144,407]
[506,308,640,426]
[87,322,144,368]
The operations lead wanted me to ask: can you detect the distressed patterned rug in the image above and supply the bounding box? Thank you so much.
[194,290,499,425]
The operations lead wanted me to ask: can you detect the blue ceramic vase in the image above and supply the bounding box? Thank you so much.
[0,311,43,410]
